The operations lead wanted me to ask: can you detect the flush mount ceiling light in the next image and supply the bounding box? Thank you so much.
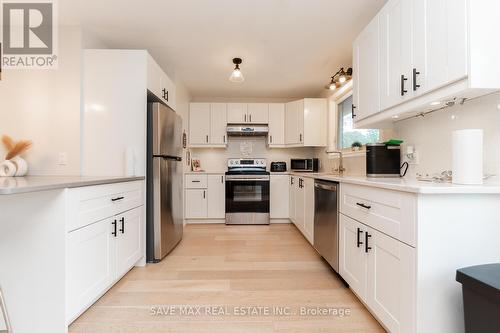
[325,67,352,90]
[229,57,244,83]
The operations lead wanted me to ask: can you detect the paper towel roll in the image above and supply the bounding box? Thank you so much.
[452,129,483,185]
[0,160,16,177]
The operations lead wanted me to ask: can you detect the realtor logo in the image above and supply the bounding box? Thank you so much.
[0,0,58,71]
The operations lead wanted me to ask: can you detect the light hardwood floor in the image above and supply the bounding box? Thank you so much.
[70,224,385,333]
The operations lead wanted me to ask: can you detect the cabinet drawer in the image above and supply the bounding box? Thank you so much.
[185,174,208,188]
[67,181,143,232]
[339,183,416,247]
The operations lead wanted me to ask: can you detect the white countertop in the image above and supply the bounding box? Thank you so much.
[0,176,145,195]
[279,172,500,194]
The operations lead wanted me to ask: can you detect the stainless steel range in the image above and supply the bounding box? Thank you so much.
[225,158,270,225]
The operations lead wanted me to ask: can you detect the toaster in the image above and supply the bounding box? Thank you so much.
[270,162,287,172]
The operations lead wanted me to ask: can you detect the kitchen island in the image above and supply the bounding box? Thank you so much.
[0,176,144,333]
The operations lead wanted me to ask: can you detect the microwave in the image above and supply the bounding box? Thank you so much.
[290,158,319,172]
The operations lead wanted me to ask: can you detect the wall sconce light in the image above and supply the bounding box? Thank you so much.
[325,67,352,90]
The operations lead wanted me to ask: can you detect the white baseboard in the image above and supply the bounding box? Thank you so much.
[185,219,225,224]
[270,218,292,224]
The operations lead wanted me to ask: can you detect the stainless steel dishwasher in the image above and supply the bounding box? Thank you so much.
[313,180,339,272]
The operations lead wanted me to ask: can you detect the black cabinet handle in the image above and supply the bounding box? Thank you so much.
[162,88,169,101]
[119,217,125,234]
[221,176,224,183]
[111,196,124,202]
[352,104,357,118]
[356,202,372,210]
[270,135,273,144]
[290,177,294,185]
[413,68,421,91]
[299,133,303,142]
[365,232,372,253]
[223,135,226,143]
[112,220,117,237]
[357,228,364,248]
[206,135,209,143]
[244,114,247,122]
[249,114,252,122]
[203,190,206,199]
[401,74,408,96]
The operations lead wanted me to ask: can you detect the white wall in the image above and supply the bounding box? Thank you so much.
[0,27,82,175]
[395,91,500,179]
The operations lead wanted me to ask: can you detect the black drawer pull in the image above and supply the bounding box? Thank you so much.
[365,232,372,253]
[401,74,408,96]
[111,196,124,202]
[413,68,421,91]
[191,180,201,183]
[112,220,117,237]
[356,202,372,210]
[357,228,364,248]
[119,217,125,234]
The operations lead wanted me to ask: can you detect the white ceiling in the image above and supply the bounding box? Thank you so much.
[60,0,386,98]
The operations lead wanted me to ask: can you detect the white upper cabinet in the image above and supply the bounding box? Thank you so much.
[286,98,327,147]
[210,103,227,145]
[189,103,211,146]
[353,14,380,121]
[379,0,413,111]
[189,103,227,147]
[355,0,500,127]
[227,103,269,124]
[147,54,176,110]
[247,103,269,124]
[412,0,467,95]
[268,103,286,147]
[227,103,248,123]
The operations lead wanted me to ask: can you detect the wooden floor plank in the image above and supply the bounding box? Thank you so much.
[70,223,385,333]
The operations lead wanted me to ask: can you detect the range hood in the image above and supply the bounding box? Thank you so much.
[226,125,269,136]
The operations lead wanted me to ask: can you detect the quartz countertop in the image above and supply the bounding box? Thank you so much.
[0,176,145,195]
[278,172,500,194]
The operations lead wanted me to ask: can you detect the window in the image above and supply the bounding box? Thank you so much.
[337,95,379,149]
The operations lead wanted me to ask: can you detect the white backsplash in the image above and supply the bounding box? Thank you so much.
[395,91,500,179]
[187,137,318,172]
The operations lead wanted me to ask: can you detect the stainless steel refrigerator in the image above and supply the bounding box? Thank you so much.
[146,102,183,262]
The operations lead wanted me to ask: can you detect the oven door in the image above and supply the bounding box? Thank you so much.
[225,175,270,225]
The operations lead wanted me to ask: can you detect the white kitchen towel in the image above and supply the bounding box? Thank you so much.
[0,160,16,177]
[452,129,483,185]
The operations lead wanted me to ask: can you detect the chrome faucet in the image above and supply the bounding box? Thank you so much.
[326,150,346,175]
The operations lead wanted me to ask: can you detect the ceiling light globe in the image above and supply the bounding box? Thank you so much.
[229,69,244,83]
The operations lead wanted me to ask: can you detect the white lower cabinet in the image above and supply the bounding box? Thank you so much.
[270,174,289,219]
[288,176,314,245]
[66,181,144,324]
[185,173,225,220]
[67,218,115,322]
[208,174,225,219]
[303,178,314,244]
[340,213,415,333]
[185,189,208,218]
[366,226,415,333]
[289,176,296,223]
[339,214,367,298]
[115,207,143,279]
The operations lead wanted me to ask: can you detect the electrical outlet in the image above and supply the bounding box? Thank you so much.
[58,152,68,166]
[406,151,420,165]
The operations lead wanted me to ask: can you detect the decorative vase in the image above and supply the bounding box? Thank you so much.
[11,156,28,176]
[0,160,16,177]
